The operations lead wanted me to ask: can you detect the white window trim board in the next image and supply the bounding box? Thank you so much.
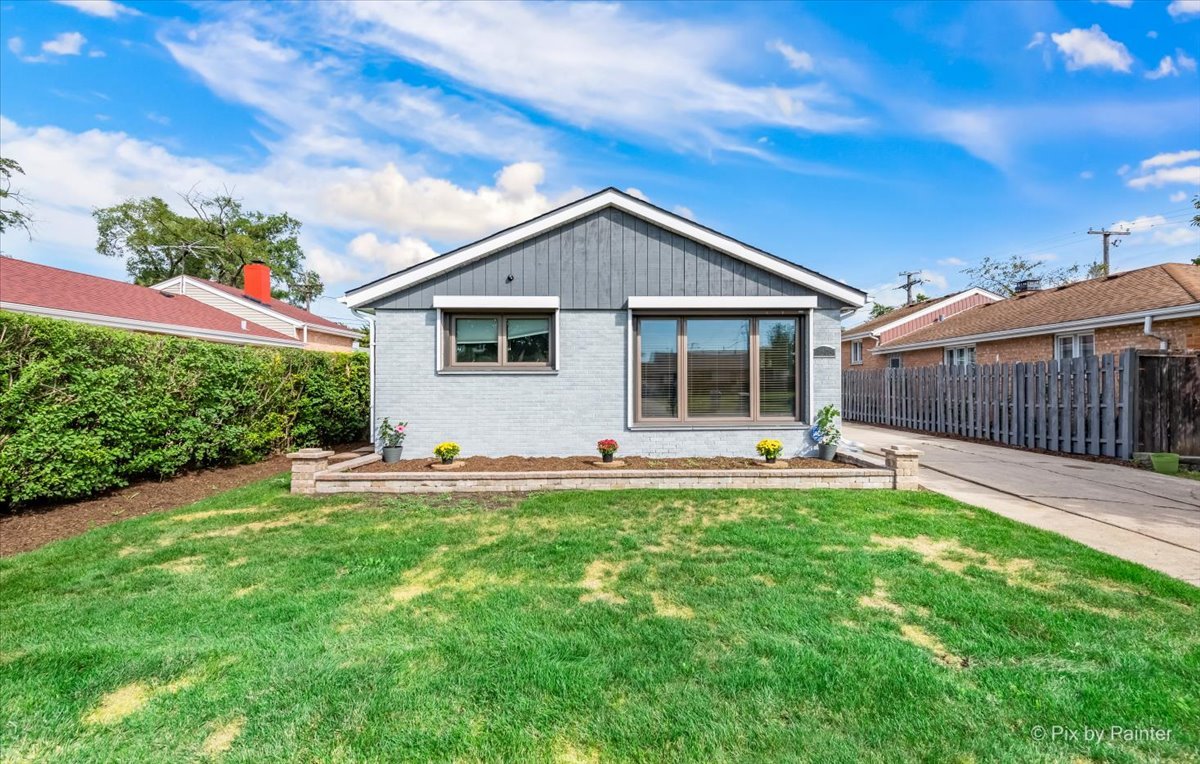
[342,189,866,309]
[432,295,560,309]
[434,306,560,372]
[627,296,817,310]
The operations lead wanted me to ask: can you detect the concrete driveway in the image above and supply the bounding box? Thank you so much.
[844,423,1200,585]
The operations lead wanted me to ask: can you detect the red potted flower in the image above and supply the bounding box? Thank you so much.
[597,439,619,463]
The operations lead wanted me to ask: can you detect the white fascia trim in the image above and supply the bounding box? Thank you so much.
[342,190,865,309]
[303,323,364,339]
[628,296,818,310]
[1,302,303,347]
[152,276,305,328]
[842,287,1001,341]
[873,303,1200,354]
[432,295,560,309]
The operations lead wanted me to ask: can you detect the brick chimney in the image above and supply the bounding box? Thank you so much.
[243,261,271,303]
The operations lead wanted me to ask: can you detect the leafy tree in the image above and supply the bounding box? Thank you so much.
[869,303,895,319]
[93,190,322,304]
[0,157,33,239]
[961,255,1081,297]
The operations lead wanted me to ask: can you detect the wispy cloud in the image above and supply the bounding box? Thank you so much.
[52,0,139,19]
[1167,0,1200,19]
[768,40,815,73]
[42,32,86,56]
[1126,149,1200,188]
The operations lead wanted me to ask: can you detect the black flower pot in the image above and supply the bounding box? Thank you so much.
[602,452,614,463]
[441,457,454,465]
[765,455,777,464]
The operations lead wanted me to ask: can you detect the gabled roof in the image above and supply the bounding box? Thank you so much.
[842,287,1000,339]
[187,277,357,335]
[0,258,300,346]
[878,263,1200,351]
[341,187,867,309]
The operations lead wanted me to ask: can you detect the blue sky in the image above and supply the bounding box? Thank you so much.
[1,0,1197,326]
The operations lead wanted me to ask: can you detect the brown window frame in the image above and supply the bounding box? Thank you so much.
[443,312,555,370]
[633,314,804,425]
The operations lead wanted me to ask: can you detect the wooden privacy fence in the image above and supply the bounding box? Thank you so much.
[843,349,1137,459]
[1136,353,1200,456]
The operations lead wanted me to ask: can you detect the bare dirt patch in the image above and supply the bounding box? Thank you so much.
[231,584,262,599]
[579,560,627,605]
[156,556,205,575]
[202,717,245,756]
[357,455,851,473]
[858,579,906,617]
[0,454,295,557]
[871,535,1036,586]
[751,574,777,587]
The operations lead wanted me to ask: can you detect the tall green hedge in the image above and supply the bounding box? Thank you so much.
[0,311,369,506]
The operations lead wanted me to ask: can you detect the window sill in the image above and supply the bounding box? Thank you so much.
[629,422,812,432]
[437,369,559,376]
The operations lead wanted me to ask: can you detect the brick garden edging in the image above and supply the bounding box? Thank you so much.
[286,447,921,494]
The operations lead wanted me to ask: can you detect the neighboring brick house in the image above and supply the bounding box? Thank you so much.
[340,187,867,457]
[868,263,1200,367]
[842,288,1000,371]
[0,257,360,352]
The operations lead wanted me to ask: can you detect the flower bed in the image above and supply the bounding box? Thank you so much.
[286,447,921,495]
[354,455,852,473]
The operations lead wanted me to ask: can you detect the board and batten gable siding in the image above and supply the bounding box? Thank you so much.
[363,207,837,310]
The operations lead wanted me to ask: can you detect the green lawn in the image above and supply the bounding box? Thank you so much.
[2,479,1198,762]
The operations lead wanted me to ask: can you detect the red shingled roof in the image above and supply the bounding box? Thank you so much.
[193,278,352,332]
[0,258,297,343]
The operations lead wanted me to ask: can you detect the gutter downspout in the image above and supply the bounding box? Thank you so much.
[1143,315,1169,351]
[352,309,377,448]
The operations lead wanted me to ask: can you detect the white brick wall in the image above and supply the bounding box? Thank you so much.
[374,310,844,459]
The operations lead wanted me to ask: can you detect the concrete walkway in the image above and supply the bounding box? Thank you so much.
[844,423,1200,586]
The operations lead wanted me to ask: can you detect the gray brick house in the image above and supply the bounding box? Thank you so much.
[341,188,866,458]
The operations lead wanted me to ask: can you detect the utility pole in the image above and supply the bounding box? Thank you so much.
[1087,228,1130,276]
[896,271,926,306]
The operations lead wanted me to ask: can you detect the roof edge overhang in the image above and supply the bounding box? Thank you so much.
[841,287,1003,340]
[0,301,304,347]
[340,188,867,310]
[872,303,1200,354]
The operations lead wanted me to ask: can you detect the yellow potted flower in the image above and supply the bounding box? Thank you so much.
[756,438,784,464]
[433,441,461,465]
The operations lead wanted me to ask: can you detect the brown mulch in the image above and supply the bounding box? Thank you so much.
[2,455,293,558]
[356,455,852,473]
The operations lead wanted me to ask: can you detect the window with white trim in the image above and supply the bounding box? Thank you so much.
[443,313,554,369]
[1054,332,1095,361]
[944,345,976,366]
[635,315,802,424]
[850,340,863,365]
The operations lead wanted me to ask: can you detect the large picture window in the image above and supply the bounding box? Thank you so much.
[445,313,553,369]
[635,316,802,423]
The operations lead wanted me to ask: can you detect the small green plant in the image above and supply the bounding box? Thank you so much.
[815,404,841,446]
[434,441,461,463]
[756,439,784,460]
[377,418,408,448]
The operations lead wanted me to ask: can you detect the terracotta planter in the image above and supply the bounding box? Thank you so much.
[382,446,403,463]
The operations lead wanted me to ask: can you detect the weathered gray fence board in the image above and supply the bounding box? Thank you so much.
[843,352,1134,459]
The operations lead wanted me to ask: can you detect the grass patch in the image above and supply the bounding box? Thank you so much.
[2,478,1198,761]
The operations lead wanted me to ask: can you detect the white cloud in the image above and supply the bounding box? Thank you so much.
[673,205,695,220]
[336,2,867,151]
[1170,190,1188,202]
[919,108,1012,166]
[7,36,24,55]
[1080,170,1095,179]
[1146,55,1179,79]
[937,257,966,266]
[52,0,139,18]
[1167,0,1200,18]
[87,50,105,58]
[1050,25,1133,72]
[624,187,649,202]
[1176,48,1198,71]
[145,112,170,125]
[42,32,86,56]
[1147,30,1159,38]
[1026,32,1047,49]
[1093,0,1134,6]
[1127,165,1200,188]
[768,40,815,73]
[1141,149,1200,168]
[0,116,574,288]
[1110,214,1200,248]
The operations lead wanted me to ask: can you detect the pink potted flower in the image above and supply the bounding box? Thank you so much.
[378,417,408,463]
[597,439,619,463]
